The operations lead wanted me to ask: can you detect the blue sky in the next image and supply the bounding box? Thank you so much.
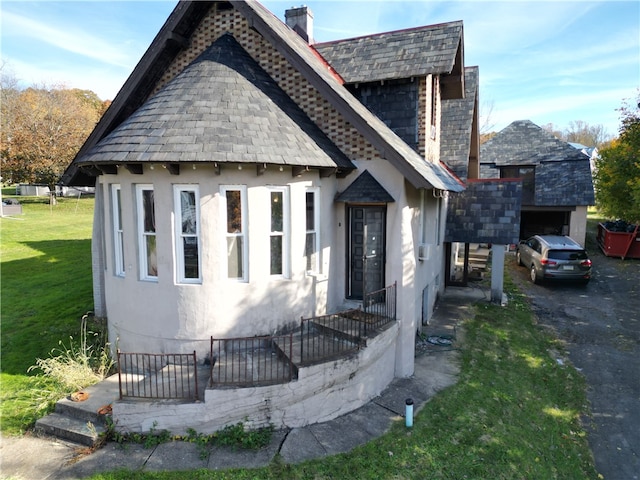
[1,0,638,138]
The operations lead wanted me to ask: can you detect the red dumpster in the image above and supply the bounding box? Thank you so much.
[597,222,640,259]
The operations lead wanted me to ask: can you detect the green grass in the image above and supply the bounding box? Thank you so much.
[88,279,598,480]
[1,193,599,478]
[1,194,95,433]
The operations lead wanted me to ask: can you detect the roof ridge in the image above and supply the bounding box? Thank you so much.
[313,20,464,47]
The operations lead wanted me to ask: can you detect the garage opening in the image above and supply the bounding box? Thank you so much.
[520,210,569,240]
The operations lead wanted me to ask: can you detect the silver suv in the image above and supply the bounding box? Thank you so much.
[516,235,592,285]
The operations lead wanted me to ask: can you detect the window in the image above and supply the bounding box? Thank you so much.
[420,190,441,247]
[269,187,289,277]
[136,185,157,280]
[221,186,247,281]
[174,185,201,283]
[305,188,320,273]
[501,166,535,204]
[111,184,125,277]
[430,75,438,139]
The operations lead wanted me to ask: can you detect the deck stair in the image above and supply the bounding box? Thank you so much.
[468,244,491,279]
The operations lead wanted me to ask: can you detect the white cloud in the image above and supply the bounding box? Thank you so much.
[2,10,133,68]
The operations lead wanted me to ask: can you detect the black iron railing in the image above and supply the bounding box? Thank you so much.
[209,334,295,387]
[299,311,364,365]
[362,281,397,331]
[299,282,397,365]
[117,350,198,400]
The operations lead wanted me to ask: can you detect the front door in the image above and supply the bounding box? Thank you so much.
[347,205,386,299]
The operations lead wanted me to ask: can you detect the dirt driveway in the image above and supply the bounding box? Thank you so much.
[508,243,639,480]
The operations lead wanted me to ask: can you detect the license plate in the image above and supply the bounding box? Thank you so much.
[561,265,574,271]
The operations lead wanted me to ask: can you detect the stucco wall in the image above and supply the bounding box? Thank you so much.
[100,166,341,358]
[569,206,588,247]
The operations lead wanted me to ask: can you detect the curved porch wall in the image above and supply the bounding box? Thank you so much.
[100,167,339,357]
[112,322,398,434]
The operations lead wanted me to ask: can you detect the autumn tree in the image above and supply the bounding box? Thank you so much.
[0,79,107,193]
[594,93,640,223]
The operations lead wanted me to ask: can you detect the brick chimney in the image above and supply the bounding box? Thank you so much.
[285,6,314,43]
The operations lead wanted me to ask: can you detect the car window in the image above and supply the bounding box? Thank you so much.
[548,250,588,261]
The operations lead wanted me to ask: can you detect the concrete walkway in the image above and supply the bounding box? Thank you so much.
[0,287,487,480]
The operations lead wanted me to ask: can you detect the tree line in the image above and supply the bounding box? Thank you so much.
[1,67,109,191]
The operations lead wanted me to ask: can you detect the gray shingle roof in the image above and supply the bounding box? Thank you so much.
[440,66,478,181]
[314,21,463,84]
[236,1,464,192]
[335,170,395,203]
[75,34,352,170]
[63,0,465,192]
[480,120,594,206]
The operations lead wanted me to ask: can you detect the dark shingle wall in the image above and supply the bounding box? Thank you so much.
[440,66,478,181]
[445,180,522,244]
[349,80,419,152]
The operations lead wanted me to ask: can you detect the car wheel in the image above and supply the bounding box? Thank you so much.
[516,251,523,266]
[530,265,540,284]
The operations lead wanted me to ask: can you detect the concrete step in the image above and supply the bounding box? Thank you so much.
[35,412,106,446]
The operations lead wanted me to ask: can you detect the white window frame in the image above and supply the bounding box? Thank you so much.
[136,184,158,281]
[268,186,290,278]
[305,187,320,274]
[174,185,201,284]
[221,185,248,282]
[111,184,125,277]
[418,190,442,260]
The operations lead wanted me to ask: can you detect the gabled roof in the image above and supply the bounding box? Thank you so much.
[235,1,464,192]
[480,120,594,206]
[440,66,478,181]
[73,34,352,170]
[335,170,395,203]
[314,21,465,99]
[62,0,464,193]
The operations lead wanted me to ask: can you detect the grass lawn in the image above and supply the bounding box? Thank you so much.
[1,193,95,433]
[1,192,599,478]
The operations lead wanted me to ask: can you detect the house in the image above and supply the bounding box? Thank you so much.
[480,120,594,246]
[61,0,479,433]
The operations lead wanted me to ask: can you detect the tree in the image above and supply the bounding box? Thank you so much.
[0,80,107,193]
[541,121,611,148]
[593,93,640,223]
[564,120,610,148]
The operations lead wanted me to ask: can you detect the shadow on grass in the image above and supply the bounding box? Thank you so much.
[1,238,93,375]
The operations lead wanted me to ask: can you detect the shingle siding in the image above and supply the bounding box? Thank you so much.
[445,180,522,244]
[349,79,419,152]
[440,67,478,181]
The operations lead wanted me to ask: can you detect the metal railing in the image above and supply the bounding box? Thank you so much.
[362,281,397,331]
[117,350,199,400]
[210,334,295,387]
[299,311,365,365]
[299,282,397,365]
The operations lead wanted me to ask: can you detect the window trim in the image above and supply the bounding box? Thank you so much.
[135,184,158,282]
[174,185,201,284]
[111,184,125,277]
[268,186,290,278]
[305,187,320,275]
[221,185,248,282]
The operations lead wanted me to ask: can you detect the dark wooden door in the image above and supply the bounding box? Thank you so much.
[348,206,386,299]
